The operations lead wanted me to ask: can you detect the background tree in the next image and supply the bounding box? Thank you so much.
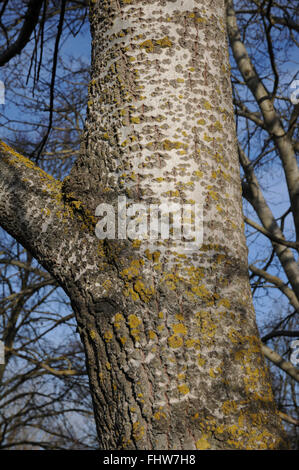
[226,0,299,447]
[0,0,297,449]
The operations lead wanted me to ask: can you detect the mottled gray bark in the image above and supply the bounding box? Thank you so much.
[0,0,288,449]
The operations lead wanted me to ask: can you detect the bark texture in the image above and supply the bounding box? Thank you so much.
[0,0,288,449]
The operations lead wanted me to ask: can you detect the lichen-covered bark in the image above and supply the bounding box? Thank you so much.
[0,0,288,449]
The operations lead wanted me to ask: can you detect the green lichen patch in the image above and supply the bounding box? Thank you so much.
[139,36,173,53]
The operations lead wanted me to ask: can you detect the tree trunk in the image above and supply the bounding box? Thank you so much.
[0,0,288,449]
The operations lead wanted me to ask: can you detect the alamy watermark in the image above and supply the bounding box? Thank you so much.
[290,80,299,105]
[0,80,5,104]
[95,196,203,254]
[290,340,299,367]
[0,340,4,364]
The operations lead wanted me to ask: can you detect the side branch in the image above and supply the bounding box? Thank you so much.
[0,141,95,283]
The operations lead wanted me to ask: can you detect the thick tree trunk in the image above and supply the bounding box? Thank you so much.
[0,0,287,449]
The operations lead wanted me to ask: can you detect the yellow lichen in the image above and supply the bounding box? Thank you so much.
[133,280,154,302]
[162,139,184,150]
[153,410,167,420]
[90,330,97,340]
[171,323,188,335]
[113,313,124,329]
[204,101,212,110]
[208,189,218,200]
[130,116,141,124]
[222,400,237,415]
[128,314,141,329]
[197,354,206,366]
[132,239,141,249]
[175,313,184,321]
[204,133,213,142]
[218,298,230,308]
[104,330,113,342]
[213,120,223,131]
[139,39,154,53]
[177,384,190,395]
[196,434,211,450]
[130,328,141,341]
[148,330,156,340]
[120,259,144,280]
[103,279,112,290]
[193,170,204,178]
[132,422,145,441]
[168,334,183,348]
[156,36,172,47]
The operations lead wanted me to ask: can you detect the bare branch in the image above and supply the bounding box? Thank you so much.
[262,344,299,383]
[0,0,44,67]
[278,411,299,427]
[262,330,299,342]
[239,145,299,304]
[227,0,299,239]
[249,264,299,312]
[245,216,299,249]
